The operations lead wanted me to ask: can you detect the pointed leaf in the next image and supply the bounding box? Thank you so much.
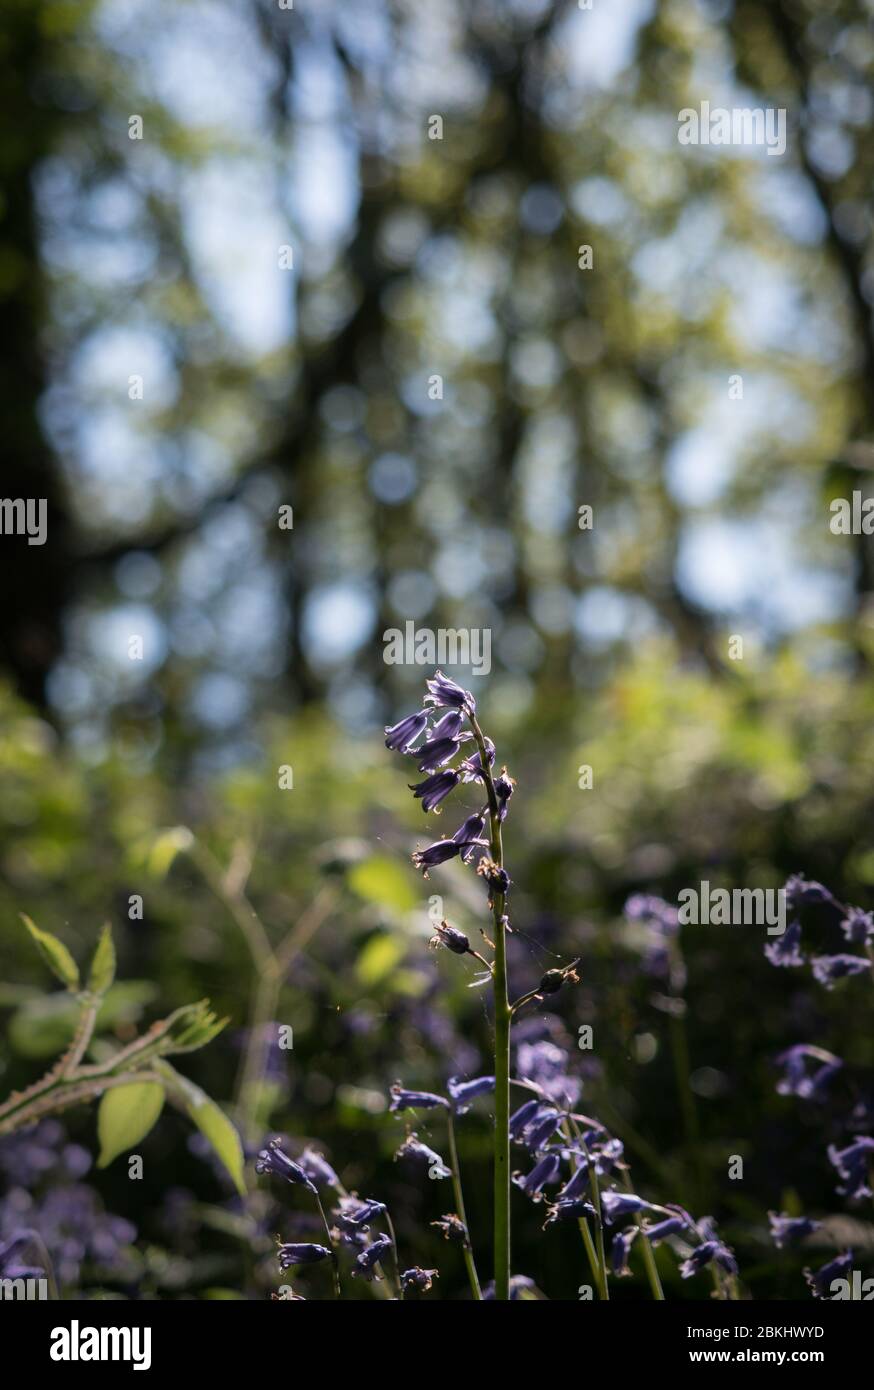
[88,924,116,996]
[158,1063,246,1196]
[20,915,80,992]
[97,1081,165,1168]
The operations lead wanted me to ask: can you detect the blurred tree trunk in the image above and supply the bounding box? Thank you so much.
[0,5,72,708]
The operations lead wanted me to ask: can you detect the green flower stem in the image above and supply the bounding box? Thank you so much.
[469,711,511,1303]
[620,1167,664,1299]
[314,1191,342,1299]
[446,1106,482,1300]
[568,1117,608,1299]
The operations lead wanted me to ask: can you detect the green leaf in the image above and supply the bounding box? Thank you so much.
[355,932,406,987]
[347,855,420,913]
[97,1081,165,1168]
[20,914,79,992]
[87,924,116,995]
[146,826,194,879]
[158,1063,246,1196]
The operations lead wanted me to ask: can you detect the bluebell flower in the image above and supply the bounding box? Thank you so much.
[447,1075,495,1113]
[555,1161,589,1202]
[482,1275,537,1300]
[299,1148,340,1190]
[0,1233,43,1281]
[412,839,461,873]
[811,953,872,989]
[509,1098,543,1141]
[429,920,471,955]
[775,1045,842,1100]
[394,1133,451,1178]
[389,1083,449,1112]
[784,875,838,913]
[385,711,428,752]
[332,1196,387,1238]
[827,1136,874,1200]
[452,810,487,863]
[409,769,459,813]
[428,709,465,741]
[255,1138,318,1194]
[517,1039,581,1107]
[804,1249,853,1298]
[768,1212,819,1249]
[425,671,475,713]
[636,1200,691,1245]
[611,1226,639,1277]
[512,1151,562,1199]
[680,1235,738,1279]
[521,1109,564,1153]
[277,1242,332,1269]
[416,736,467,774]
[431,1213,468,1245]
[841,906,874,945]
[351,1232,393,1281]
[764,919,805,967]
[401,1266,439,1292]
[494,771,515,821]
[543,1195,597,1226]
[600,1191,655,1225]
[460,740,495,782]
[624,894,679,936]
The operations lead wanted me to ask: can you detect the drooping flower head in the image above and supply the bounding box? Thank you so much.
[768,1212,819,1249]
[424,671,475,713]
[389,1084,449,1113]
[401,1266,439,1292]
[255,1138,318,1194]
[394,1133,451,1178]
[277,1242,332,1269]
[351,1232,393,1282]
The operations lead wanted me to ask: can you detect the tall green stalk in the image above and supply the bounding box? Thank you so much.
[470,714,511,1302]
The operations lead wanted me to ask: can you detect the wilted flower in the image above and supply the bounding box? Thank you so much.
[775,1045,843,1101]
[827,1136,874,1201]
[394,1134,451,1178]
[389,1084,449,1113]
[277,1242,332,1269]
[351,1232,393,1282]
[431,1213,468,1245]
[401,1266,439,1292]
[425,671,475,712]
[385,711,428,752]
[512,1151,562,1199]
[804,1249,853,1298]
[430,920,471,955]
[768,1212,819,1249]
[764,920,805,968]
[494,770,515,821]
[840,907,874,945]
[811,954,872,989]
[255,1138,318,1194]
[409,769,460,813]
[476,858,510,899]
